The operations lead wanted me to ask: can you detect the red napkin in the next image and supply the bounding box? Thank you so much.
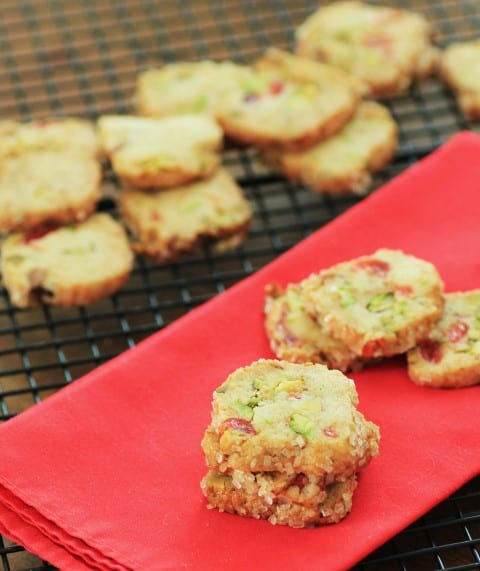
[1,132,480,571]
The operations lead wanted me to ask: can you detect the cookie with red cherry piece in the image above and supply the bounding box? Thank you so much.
[97,114,223,190]
[262,101,398,196]
[119,168,251,262]
[439,40,480,120]
[407,290,480,388]
[302,249,445,359]
[295,1,438,98]
[1,213,133,308]
[215,51,361,150]
[264,283,364,372]
[201,470,357,528]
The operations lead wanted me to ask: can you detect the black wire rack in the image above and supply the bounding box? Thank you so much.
[0,1,479,570]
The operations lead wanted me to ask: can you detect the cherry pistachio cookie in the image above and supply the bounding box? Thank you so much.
[1,213,133,308]
[136,60,250,119]
[0,150,101,233]
[215,54,361,150]
[263,101,398,195]
[302,249,445,359]
[201,359,380,477]
[295,1,438,98]
[201,470,358,528]
[119,168,251,262]
[407,290,480,389]
[97,114,223,190]
[0,118,99,158]
[264,283,364,372]
[439,40,480,120]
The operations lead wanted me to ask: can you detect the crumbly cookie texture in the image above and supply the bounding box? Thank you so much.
[201,359,380,476]
[407,290,480,388]
[264,283,364,372]
[0,150,101,233]
[1,213,133,308]
[302,249,445,359]
[0,118,99,158]
[439,40,480,120]
[296,1,438,98]
[215,51,361,150]
[263,101,398,195]
[119,168,251,262]
[201,470,357,528]
[97,114,223,190]
[136,60,250,119]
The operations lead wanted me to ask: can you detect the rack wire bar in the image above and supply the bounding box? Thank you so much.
[0,1,478,569]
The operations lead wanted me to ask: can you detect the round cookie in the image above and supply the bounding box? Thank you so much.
[119,168,252,262]
[295,1,438,98]
[201,470,357,528]
[302,249,445,359]
[264,283,364,372]
[201,359,380,476]
[439,40,480,120]
[263,101,398,195]
[0,150,101,233]
[97,114,223,190]
[407,290,480,389]
[1,213,134,308]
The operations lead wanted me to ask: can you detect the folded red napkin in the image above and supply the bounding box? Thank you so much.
[1,132,479,571]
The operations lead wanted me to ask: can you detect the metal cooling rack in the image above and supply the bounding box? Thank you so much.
[0,1,479,569]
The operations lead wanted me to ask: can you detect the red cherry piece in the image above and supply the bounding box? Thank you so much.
[222,418,256,435]
[446,320,469,343]
[356,258,390,276]
[323,427,338,438]
[269,80,284,96]
[291,473,308,489]
[23,225,58,244]
[362,338,386,358]
[419,340,442,363]
[395,284,413,296]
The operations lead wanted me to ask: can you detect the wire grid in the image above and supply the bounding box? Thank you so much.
[0,0,478,569]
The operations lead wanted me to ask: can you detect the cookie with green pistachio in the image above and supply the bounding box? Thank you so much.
[295,1,438,98]
[136,60,250,119]
[201,359,380,476]
[407,290,480,388]
[201,470,357,528]
[1,213,133,308]
[302,249,445,359]
[262,101,398,196]
[119,168,251,262]
[215,54,360,150]
[0,150,101,233]
[264,283,364,372]
[439,40,480,120]
[97,114,223,190]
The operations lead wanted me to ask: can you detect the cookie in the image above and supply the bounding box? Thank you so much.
[0,150,101,233]
[407,290,480,388]
[136,60,250,119]
[97,114,223,190]
[119,168,251,262]
[439,40,480,120]
[263,101,398,195]
[1,213,133,308]
[296,1,438,98]
[201,359,380,476]
[201,470,357,528]
[215,54,360,150]
[264,283,363,372]
[302,249,445,359]
[0,118,99,158]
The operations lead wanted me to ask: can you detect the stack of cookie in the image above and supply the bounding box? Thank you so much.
[264,249,445,371]
[97,114,252,263]
[136,47,399,196]
[201,359,380,527]
[0,119,133,307]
